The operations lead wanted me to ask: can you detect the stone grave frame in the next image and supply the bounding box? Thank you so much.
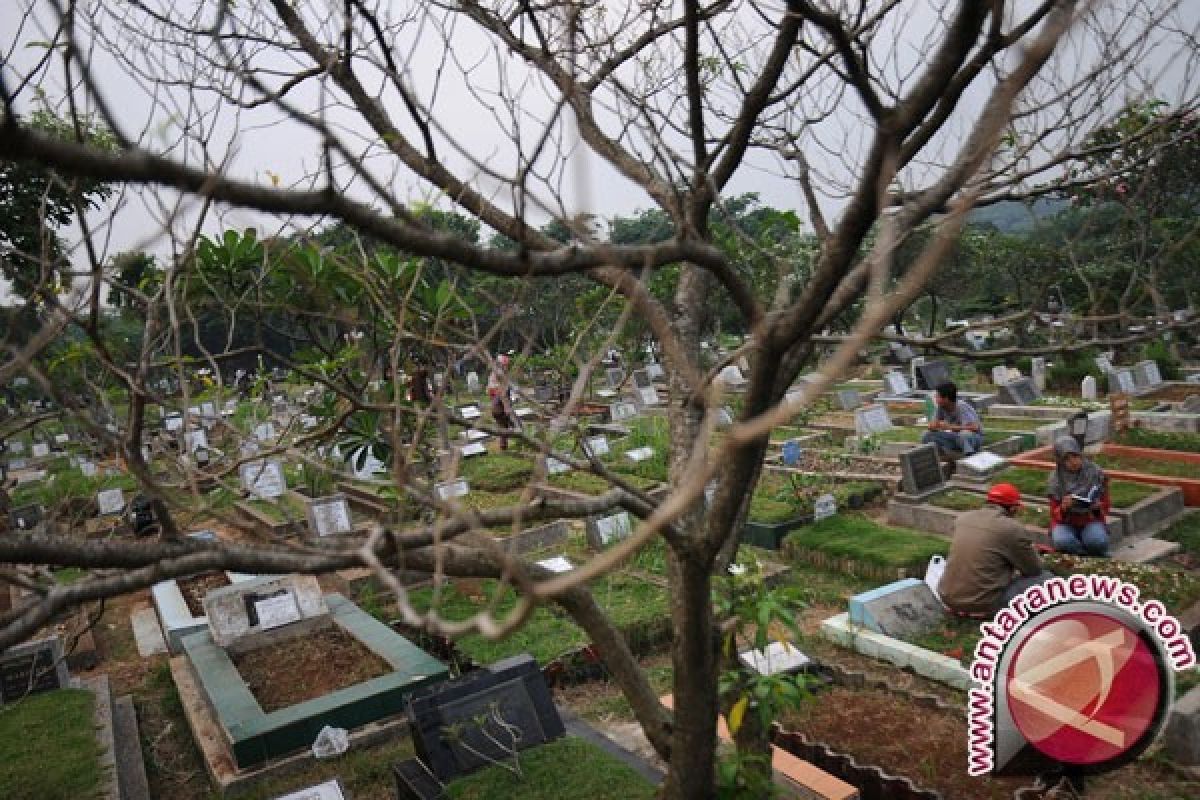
[306,494,355,537]
[586,511,635,549]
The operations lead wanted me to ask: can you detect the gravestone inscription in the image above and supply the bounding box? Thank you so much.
[609,401,637,422]
[854,404,893,436]
[96,488,126,516]
[306,495,353,537]
[0,636,69,703]
[849,578,945,638]
[814,493,837,521]
[586,511,634,549]
[239,460,287,499]
[899,444,945,495]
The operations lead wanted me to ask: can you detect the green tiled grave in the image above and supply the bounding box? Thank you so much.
[182,593,447,769]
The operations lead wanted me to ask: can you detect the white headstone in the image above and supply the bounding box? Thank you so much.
[610,402,637,422]
[458,442,487,457]
[9,441,23,455]
[463,429,490,441]
[255,592,303,631]
[164,415,183,433]
[636,386,661,407]
[718,366,747,386]
[53,433,68,445]
[854,404,893,435]
[31,443,49,458]
[253,422,276,441]
[239,460,286,498]
[535,556,574,574]
[585,435,610,456]
[1081,375,1097,401]
[274,779,347,800]
[96,488,126,516]
[308,496,353,537]
[814,493,837,521]
[80,461,97,478]
[185,429,209,453]
[645,363,665,381]
[991,365,1009,386]
[546,457,571,475]
[1007,367,1022,382]
[882,372,911,397]
[1114,369,1136,395]
[738,641,812,676]
[625,446,654,463]
[591,512,634,547]
[459,405,482,420]
[1094,355,1113,374]
[1031,357,1046,392]
[435,478,470,500]
[466,371,481,393]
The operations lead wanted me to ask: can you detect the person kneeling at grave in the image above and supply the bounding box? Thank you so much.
[1046,437,1111,557]
[939,483,1050,615]
[920,381,984,462]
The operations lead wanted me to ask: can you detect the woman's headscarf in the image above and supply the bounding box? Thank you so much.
[1047,436,1105,499]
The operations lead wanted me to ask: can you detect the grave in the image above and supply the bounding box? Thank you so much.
[306,494,354,537]
[881,371,913,398]
[606,367,626,389]
[814,493,837,521]
[204,574,330,653]
[97,488,126,516]
[1095,355,1113,374]
[609,401,638,423]
[0,635,69,703]
[645,362,665,381]
[848,578,944,638]
[9,503,44,531]
[1110,369,1136,396]
[1135,359,1164,390]
[624,446,654,462]
[897,444,945,499]
[1031,356,1046,392]
[1081,375,1097,401]
[631,369,660,406]
[254,421,276,441]
[957,451,1008,481]
[177,588,447,773]
[992,365,1010,386]
[240,459,287,499]
[401,654,565,785]
[275,779,347,800]
[153,568,260,654]
[739,641,814,677]
[586,511,635,549]
[853,404,892,436]
[835,389,861,411]
[435,478,470,501]
[466,371,481,393]
[458,404,482,420]
[584,435,610,456]
[718,365,748,387]
[997,377,1040,406]
[914,360,951,391]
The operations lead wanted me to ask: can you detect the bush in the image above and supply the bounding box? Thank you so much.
[1140,339,1181,381]
[1045,348,1097,391]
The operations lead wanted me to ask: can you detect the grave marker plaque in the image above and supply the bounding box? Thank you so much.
[164,415,184,433]
[586,511,634,549]
[458,442,487,457]
[458,405,482,420]
[435,478,470,501]
[535,556,573,574]
[1112,369,1136,395]
[836,389,861,411]
[645,363,665,381]
[239,460,287,499]
[718,365,747,386]
[53,433,69,445]
[632,369,652,389]
[204,574,329,650]
[849,578,945,638]
[738,641,813,677]
[998,377,1039,406]
[0,637,68,703]
[307,495,353,537]
[274,778,347,800]
[30,442,49,459]
[185,429,209,453]
[585,435,610,456]
[1031,357,1047,392]
[959,451,1007,478]
[545,457,571,475]
[79,461,97,478]
[1094,355,1113,374]
[814,493,837,521]
[96,488,126,516]
[465,371,481,393]
[9,441,23,455]
[609,401,637,422]
[606,367,626,389]
[716,407,734,427]
[407,654,565,782]
[624,446,654,462]
[462,429,489,441]
[992,365,1010,386]
[1081,375,1097,401]
[899,444,944,495]
[915,360,952,391]
[854,404,893,436]
[253,422,276,441]
[254,591,303,631]
[882,372,911,397]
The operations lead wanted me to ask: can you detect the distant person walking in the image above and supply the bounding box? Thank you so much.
[487,354,513,450]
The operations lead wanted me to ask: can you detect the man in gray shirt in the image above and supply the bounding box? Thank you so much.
[921,381,983,457]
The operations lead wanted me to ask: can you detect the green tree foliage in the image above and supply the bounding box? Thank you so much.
[0,109,116,299]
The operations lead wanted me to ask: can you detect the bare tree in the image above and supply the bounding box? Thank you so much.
[1,1,1198,796]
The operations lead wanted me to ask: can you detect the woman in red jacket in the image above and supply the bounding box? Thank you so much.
[1046,437,1111,557]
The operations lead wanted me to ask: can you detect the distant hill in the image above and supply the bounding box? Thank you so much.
[967,197,1068,233]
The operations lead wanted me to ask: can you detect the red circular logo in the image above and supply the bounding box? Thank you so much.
[1005,611,1162,765]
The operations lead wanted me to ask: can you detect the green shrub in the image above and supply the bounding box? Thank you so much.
[1045,348,1097,391]
[1141,339,1181,381]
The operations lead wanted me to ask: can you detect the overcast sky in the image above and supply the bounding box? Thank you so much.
[2,0,1196,304]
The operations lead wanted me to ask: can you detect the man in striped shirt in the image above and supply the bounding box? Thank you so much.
[921,381,983,459]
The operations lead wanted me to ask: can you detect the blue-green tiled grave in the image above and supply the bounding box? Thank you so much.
[182,593,448,769]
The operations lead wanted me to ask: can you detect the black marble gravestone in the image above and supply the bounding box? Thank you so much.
[405,654,565,783]
[915,360,952,391]
[0,637,68,703]
[899,444,945,495]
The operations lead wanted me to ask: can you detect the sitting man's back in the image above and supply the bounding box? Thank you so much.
[939,484,1045,615]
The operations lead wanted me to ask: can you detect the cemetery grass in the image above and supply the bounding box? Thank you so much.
[784,514,947,571]
[1044,553,1200,615]
[444,736,656,799]
[0,688,105,800]
[1094,452,1200,480]
[1115,428,1200,453]
[903,615,983,667]
[547,469,659,494]
[1001,467,1158,508]
[1161,512,1200,559]
[929,489,1050,528]
[231,627,392,712]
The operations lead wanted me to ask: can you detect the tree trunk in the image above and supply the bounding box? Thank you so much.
[662,551,719,800]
